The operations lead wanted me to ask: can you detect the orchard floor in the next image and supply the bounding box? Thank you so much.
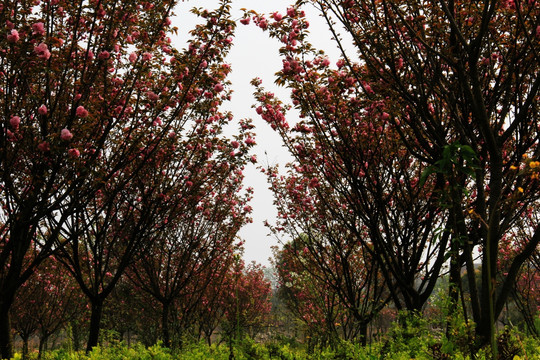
[11,332,540,360]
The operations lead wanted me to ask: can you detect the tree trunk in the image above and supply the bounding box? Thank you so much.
[359,322,368,347]
[161,301,171,348]
[446,241,461,338]
[71,320,81,352]
[21,336,29,360]
[38,335,49,360]
[86,298,104,353]
[477,230,498,351]
[0,305,13,360]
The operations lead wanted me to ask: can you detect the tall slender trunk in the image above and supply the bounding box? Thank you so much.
[71,319,81,352]
[38,335,49,360]
[86,298,104,353]
[446,240,461,338]
[161,301,171,348]
[0,304,13,360]
[358,322,368,347]
[21,336,29,360]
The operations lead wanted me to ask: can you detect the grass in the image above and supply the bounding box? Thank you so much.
[11,329,539,360]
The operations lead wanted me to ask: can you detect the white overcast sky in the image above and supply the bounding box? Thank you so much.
[173,0,343,267]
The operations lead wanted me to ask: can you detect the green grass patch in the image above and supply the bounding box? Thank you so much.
[11,328,539,360]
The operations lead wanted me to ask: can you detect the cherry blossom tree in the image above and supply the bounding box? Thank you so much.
[100,277,141,346]
[34,258,83,358]
[309,0,539,351]
[219,259,272,345]
[274,240,351,348]
[0,0,241,356]
[126,154,255,348]
[192,254,236,345]
[498,209,540,336]
[52,4,248,350]
[272,225,389,346]
[10,248,83,360]
[247,3,449,328]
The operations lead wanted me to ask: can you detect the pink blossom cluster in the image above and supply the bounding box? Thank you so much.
[34,43,51,60]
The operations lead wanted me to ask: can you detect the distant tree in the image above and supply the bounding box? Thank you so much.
[220,260,272,345]
[274,239,347,347]
[126,155,254,348]
[191,250,236,345]
[499,210,540,336]
[101,277,140,346]
[273,234,388,346]
[11,250,82,360]
[10,247,41,360]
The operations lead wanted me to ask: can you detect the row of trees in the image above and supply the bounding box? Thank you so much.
[10,249,271,359]
[0,0,271,358]
[247,0,539,356]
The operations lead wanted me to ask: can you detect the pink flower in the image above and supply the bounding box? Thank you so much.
[214,83,224,92]
[6,130,15,141]
[231,140,240,148]
[240,17,250,25]
[129,52,137,63]
[147,91,159,101]
[38,105,48,115]
[75,105,89,117]
[537,25,540,38]
[38,141,50,152]
[258,18,268,29]
[245,137,256,145]
[287,7,296,17]
[68,148,80,158]
[142,52,152,61]
[200,60,208,68]
[381,112,390,120]
[32,22,45,36]
[273,12,283,21]
[98,50,110,59]
[60,128,73,141]
[34,43,51,60]
[7,29,19,43]
[10,116,20,129]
